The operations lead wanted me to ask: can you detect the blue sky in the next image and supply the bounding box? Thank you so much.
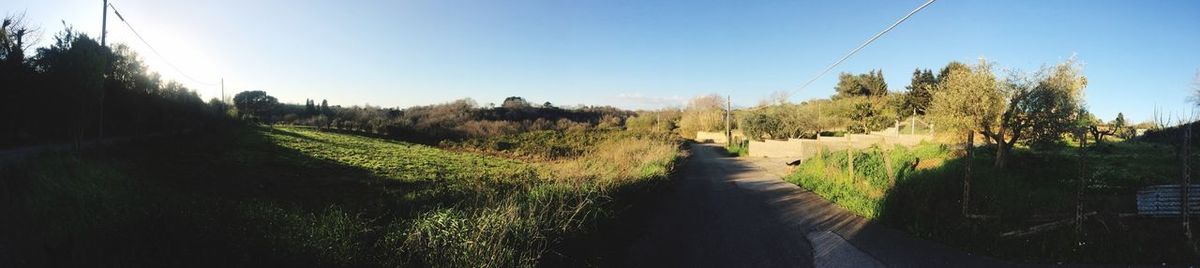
[6,0,1199,121]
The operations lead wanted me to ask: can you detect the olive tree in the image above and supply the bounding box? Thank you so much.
[738,103,821,140]
[928,59,1001,215]
[932,57,1087,171]
[980,59,1086,168]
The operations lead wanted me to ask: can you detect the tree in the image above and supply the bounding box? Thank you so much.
[936,58,1087,170]
[902,69,936,116]
[762,90,791,106]
[928,59,1001,215]
[991,59,1086,168]
[738,103,822,140]
[304,99,317,116]
[864,70,888,96]
[929,60,1002,137]
[678,94,726,138]
[34,28,109,145]
[1017,59,1088,151]
[320,99,330,115]
[846,98,896,133]
[233,90,278,121]
[834,70,888,99]
[937,61,969,84]
[1,12,40,66]
[1081,111,1112,144]
[1113,112,1131,139]
[1190,70,1200,106]
[501,96,530,109]
[740,112,782,140]
[3,21,218,147]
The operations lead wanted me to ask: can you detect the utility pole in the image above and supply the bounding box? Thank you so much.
[221,78,225,103]
[725,95,732,146]
[98,0,109,141]
[1184,118,1193,244]
[101,0,108,47]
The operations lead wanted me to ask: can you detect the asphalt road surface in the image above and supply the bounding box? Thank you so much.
[623,143,1008,268]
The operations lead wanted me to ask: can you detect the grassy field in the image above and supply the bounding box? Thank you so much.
[785,141,1197,264]
[0,125,682,267]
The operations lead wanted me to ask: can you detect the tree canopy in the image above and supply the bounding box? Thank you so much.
[929,58,1087,169]
[1,21,221,147]
[902,68,936,116]
[833,70,888,99]
[928,60,1001,137]
[233,90,279,120]
[678,94,727,138]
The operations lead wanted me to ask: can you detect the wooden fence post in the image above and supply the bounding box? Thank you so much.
[963,130,974,216]
[847,134,854,181]
[1076,126,1088,235]
[1183,120,1193,243]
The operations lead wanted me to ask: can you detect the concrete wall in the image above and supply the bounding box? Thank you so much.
[748,139,811,158]
[695,131,744,144]
[748,133,932,159]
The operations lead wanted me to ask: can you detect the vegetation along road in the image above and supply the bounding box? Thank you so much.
[624,143,1007,267]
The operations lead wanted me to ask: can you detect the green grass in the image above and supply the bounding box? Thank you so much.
[787,143,947,218]
[443,129,680,161]
[271,128,536,182]
[724,140,749,157]
[785,141,1196,264]
[0,125,682,267]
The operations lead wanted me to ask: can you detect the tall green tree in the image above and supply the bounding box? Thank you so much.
[501,96,531,109]
[233,90,279,121]
[903,68,936,116]
[937,61,969,84]
[34,28,109,144]
[834,70,888,99]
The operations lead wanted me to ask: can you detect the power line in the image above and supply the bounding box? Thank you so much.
[107,2,217,86]
[790,0,936,96]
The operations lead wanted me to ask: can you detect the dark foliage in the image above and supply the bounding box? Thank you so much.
[1,26,223,148]
[1142,121,1200,147]
[834,69,888,99]
[902,68,936,116]
[264,96,637,145]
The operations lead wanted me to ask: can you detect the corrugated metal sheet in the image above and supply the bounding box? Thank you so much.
[1137,184,1200,216]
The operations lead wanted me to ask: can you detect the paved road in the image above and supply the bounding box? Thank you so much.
[0,132,185,166]
[624,143,1010,268]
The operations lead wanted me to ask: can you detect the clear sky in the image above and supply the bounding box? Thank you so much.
[6,0,1199,121]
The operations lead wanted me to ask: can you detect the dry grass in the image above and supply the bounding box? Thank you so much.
[398,133,684,267]
[543,137,683,183]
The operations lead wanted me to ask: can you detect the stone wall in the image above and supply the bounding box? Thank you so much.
[695,131,744,144]
[748,133,932,159]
